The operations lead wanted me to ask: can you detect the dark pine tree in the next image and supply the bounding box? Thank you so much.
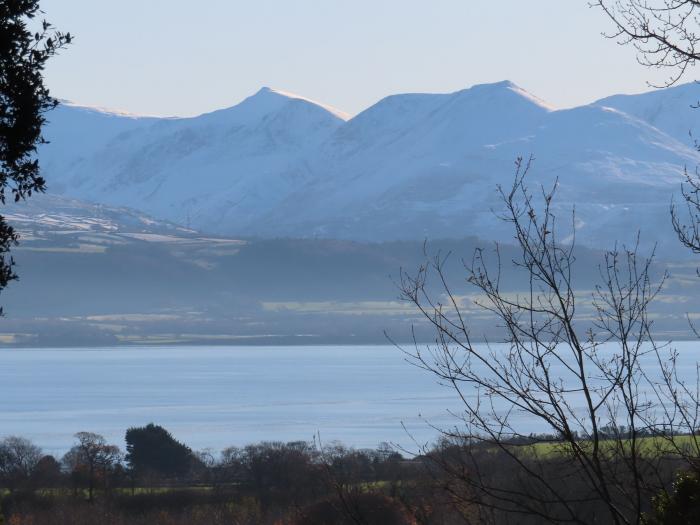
[125,423,196,479]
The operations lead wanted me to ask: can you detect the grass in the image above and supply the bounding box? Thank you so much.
[509,434,700,459]
[114,486,216,495]
[0,485,222,501]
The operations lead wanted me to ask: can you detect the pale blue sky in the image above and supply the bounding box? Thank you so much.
[41,0,687,117]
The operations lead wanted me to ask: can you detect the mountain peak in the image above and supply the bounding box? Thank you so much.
[246,86,350,120]
[473,79,518,89]
[457,80,555,111]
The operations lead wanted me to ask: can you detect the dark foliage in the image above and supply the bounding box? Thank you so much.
[0,436,41,492]
[0,0,69,301]
[294,493,417,525]
[645,470,700,524]
[125,423,196,479]
[6,426,700,524]
[30,455,61,488]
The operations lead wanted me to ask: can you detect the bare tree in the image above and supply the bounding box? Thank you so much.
[671,168,700,256]
[0,435,42,492]
[62,432,120,502]
[397,158,700,524]
[593,0,700,86]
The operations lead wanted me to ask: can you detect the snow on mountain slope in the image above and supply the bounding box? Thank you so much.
[3,193,197,238]
[35,81,700,251]
[40,103,160,193]
[250,82,699,250]
[595,81,700,146]
[233,82,539,237]
[41,88,347,232]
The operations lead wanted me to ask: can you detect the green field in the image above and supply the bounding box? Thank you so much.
[508,435,700,459]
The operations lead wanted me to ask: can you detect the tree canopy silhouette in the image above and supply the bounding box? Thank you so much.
[125,423,195,478]
[0,0,70,302]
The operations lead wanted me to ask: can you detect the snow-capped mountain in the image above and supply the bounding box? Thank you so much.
[250,81,698,249]
[38,81,700,251]
[596,81,700,146]
[42,88,348,233]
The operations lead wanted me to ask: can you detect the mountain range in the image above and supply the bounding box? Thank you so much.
[4,82,700,346]
[38,80,700,252]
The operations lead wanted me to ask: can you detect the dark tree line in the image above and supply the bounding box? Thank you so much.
[0,425,456,525]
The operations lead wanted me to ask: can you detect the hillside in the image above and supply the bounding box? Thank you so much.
[595,81,700,145]
[0,196,695,347]
[37,81,700,253]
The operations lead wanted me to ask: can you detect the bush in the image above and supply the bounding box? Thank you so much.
[293,493,416,525]
[645,470,700,525]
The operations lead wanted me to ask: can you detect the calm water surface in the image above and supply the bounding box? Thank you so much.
[2,343,700,455]
[0,345,461,454]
